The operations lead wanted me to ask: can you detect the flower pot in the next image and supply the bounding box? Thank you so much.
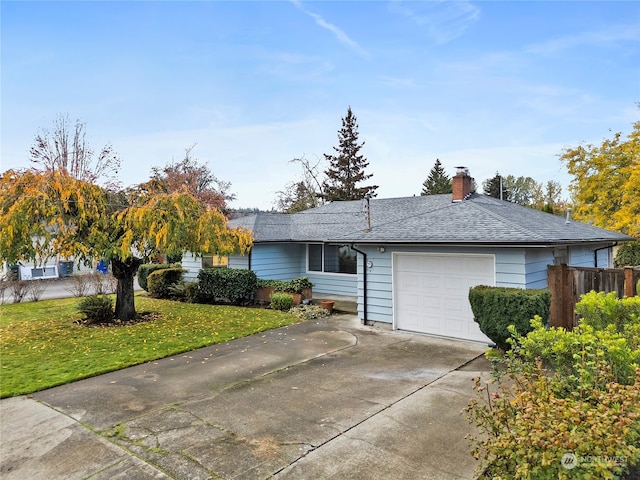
[320,300,335,313]
[255,286,274,304]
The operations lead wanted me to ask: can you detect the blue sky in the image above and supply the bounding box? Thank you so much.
[2,1,638,210]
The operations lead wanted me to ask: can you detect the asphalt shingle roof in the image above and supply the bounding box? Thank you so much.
[229,194,633,245]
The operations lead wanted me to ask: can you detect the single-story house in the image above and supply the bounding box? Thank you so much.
[184,168,633,343]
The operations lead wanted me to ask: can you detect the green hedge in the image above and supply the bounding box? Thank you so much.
[468,286,551,350]
[197,268,258,305]
[147,268,185,299]
[137,263,181,291]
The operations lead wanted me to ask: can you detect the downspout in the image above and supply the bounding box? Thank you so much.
[350,244,368,325]
[594,243,617,268]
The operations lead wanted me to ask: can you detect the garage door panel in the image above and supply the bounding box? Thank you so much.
[397,291,421,309]
[422,274,443,289]
[394,253,494,343]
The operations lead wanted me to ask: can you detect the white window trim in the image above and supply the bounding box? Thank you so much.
[306,243,357,275]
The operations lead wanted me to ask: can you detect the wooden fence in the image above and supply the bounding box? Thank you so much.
[547,265,640,329]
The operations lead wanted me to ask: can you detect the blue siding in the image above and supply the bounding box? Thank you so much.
[307,272,358,296]
[595,246,612,268]
[569,245,596,267]
[250,244,304,280]
[525,249,554,288]
[229,242,614,327]
[228,254,249,270]
[229,243,358,296]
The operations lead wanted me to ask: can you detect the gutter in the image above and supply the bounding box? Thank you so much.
[349,244,368,325]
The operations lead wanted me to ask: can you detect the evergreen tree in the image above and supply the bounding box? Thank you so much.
[483,172,509,200]
[421,159,452,195]
[321,107,378,202]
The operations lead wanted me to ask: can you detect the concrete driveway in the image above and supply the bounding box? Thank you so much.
[1,314,490,480]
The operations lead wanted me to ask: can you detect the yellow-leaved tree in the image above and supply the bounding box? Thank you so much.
[560,119,640,237]
[0,169,252,320]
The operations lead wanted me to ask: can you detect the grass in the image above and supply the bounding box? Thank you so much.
[0,295,300,398]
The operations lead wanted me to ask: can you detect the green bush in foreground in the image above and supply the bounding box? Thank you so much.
[466,292,640,479]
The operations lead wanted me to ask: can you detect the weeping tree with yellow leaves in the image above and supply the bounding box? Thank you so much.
[0,169,252,320]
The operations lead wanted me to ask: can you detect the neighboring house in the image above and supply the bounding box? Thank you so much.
[185,168,633,343]
[3,256,94,281]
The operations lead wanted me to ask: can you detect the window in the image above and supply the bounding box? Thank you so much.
[307,244,357,274]
[203,254,228,268]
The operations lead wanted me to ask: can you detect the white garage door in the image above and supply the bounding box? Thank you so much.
[393,253,494,343]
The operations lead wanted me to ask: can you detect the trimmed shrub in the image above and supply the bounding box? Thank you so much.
[77,295,114,323]
[270,292,294,311]
[137,263,181,291]
[468,286,551,350]
[257,279,290,292]
[147,268,185,299]
[197,268,257,305]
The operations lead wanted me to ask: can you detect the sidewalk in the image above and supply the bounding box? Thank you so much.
[1,275,142,304]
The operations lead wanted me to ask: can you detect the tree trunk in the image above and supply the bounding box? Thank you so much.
[111,257,143,321]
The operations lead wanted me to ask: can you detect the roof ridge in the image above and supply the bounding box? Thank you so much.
[469,197,547,240]
[333,197,458,238]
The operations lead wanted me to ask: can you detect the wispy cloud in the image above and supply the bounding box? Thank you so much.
[290,0,370,58]
[389,0,480,45]
[525,24,640,55]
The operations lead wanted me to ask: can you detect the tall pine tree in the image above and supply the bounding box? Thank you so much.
[322,107,378,202]
[483,172,509,200]
[421,159,452,195]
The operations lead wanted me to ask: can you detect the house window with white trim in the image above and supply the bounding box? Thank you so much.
[307,244,357,274]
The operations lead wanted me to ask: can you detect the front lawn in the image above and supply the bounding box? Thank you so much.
[0,295,300,398]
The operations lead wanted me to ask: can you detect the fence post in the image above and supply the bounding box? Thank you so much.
[548,264,572,329]
[625,267,636,297]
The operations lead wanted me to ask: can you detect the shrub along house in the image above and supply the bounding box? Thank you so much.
[185,168,632,343]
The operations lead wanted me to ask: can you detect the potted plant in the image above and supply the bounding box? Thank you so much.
[289,277,314,300]
[320,299,334,313]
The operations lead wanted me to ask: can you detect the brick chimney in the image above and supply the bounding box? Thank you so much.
[452,167,473,202]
